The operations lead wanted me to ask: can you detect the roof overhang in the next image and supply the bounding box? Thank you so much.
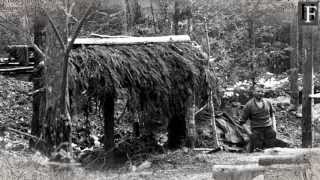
[70,35,191,45]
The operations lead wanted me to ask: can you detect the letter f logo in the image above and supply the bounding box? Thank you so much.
[305,5,317,23]
[299,2,319,25]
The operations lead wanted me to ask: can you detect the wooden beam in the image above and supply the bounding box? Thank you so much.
[0,67,33,72]
[89,33,131,38]
[71,35,191,45]
[258,154,309,166]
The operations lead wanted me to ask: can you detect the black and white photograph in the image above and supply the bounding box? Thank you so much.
[0,0,319,179]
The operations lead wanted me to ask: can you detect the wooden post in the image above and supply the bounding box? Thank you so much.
[204,17,219,149]
[103,94,115,151]
[186,93,196,148]
[302,27,314,148]
[133,110,140,137]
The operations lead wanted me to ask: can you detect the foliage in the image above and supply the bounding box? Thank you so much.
[189,0,292,91]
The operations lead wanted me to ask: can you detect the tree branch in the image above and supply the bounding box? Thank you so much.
[45,11,66,50]
[5,127,46,143]
[32,43,46,60]
[60,2,95,111]
[66,2,95,54]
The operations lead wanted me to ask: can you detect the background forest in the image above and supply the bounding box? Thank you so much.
[0,0,300,85]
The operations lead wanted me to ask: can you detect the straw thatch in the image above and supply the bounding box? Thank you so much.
[66,40,210,149]
[69,42,208,117]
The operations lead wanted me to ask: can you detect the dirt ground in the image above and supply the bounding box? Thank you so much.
[1,145,319,180]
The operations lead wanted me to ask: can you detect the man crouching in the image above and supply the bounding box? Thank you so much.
[239,87,277,152]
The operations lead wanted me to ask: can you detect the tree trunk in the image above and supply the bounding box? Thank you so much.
[102,94,115,151]
[289,13,299,109]
[150,1,157,34]
[132,0,142,29]
[173,1,179,35]
[298,22,303,73]
[124,0,131,33]
[248,19,256,88]
[204,19,219,149]
[31,8,47,148]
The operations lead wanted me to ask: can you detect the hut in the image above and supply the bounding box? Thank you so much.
[44,35,210,151]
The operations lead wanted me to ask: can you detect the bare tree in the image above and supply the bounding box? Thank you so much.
[43,1,95,152]
[30,6,48,149]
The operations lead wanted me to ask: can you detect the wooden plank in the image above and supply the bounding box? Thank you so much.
[0,67,33,72]
[258,154,308,166]
[89,33,131,38]
[212,164,310,180]
[72,35,191,45]
[309,93,320,98]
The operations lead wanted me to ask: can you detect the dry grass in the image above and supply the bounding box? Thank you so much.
[0,150,107,180]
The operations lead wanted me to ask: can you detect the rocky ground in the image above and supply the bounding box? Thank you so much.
[0,73,318,179]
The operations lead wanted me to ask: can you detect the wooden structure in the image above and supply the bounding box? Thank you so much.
[4,45,35,65]
[302,29,314,148]
[0,45,35,75]
[45,35,211,150]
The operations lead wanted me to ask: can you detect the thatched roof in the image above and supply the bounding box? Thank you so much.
[68,36,208,117]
